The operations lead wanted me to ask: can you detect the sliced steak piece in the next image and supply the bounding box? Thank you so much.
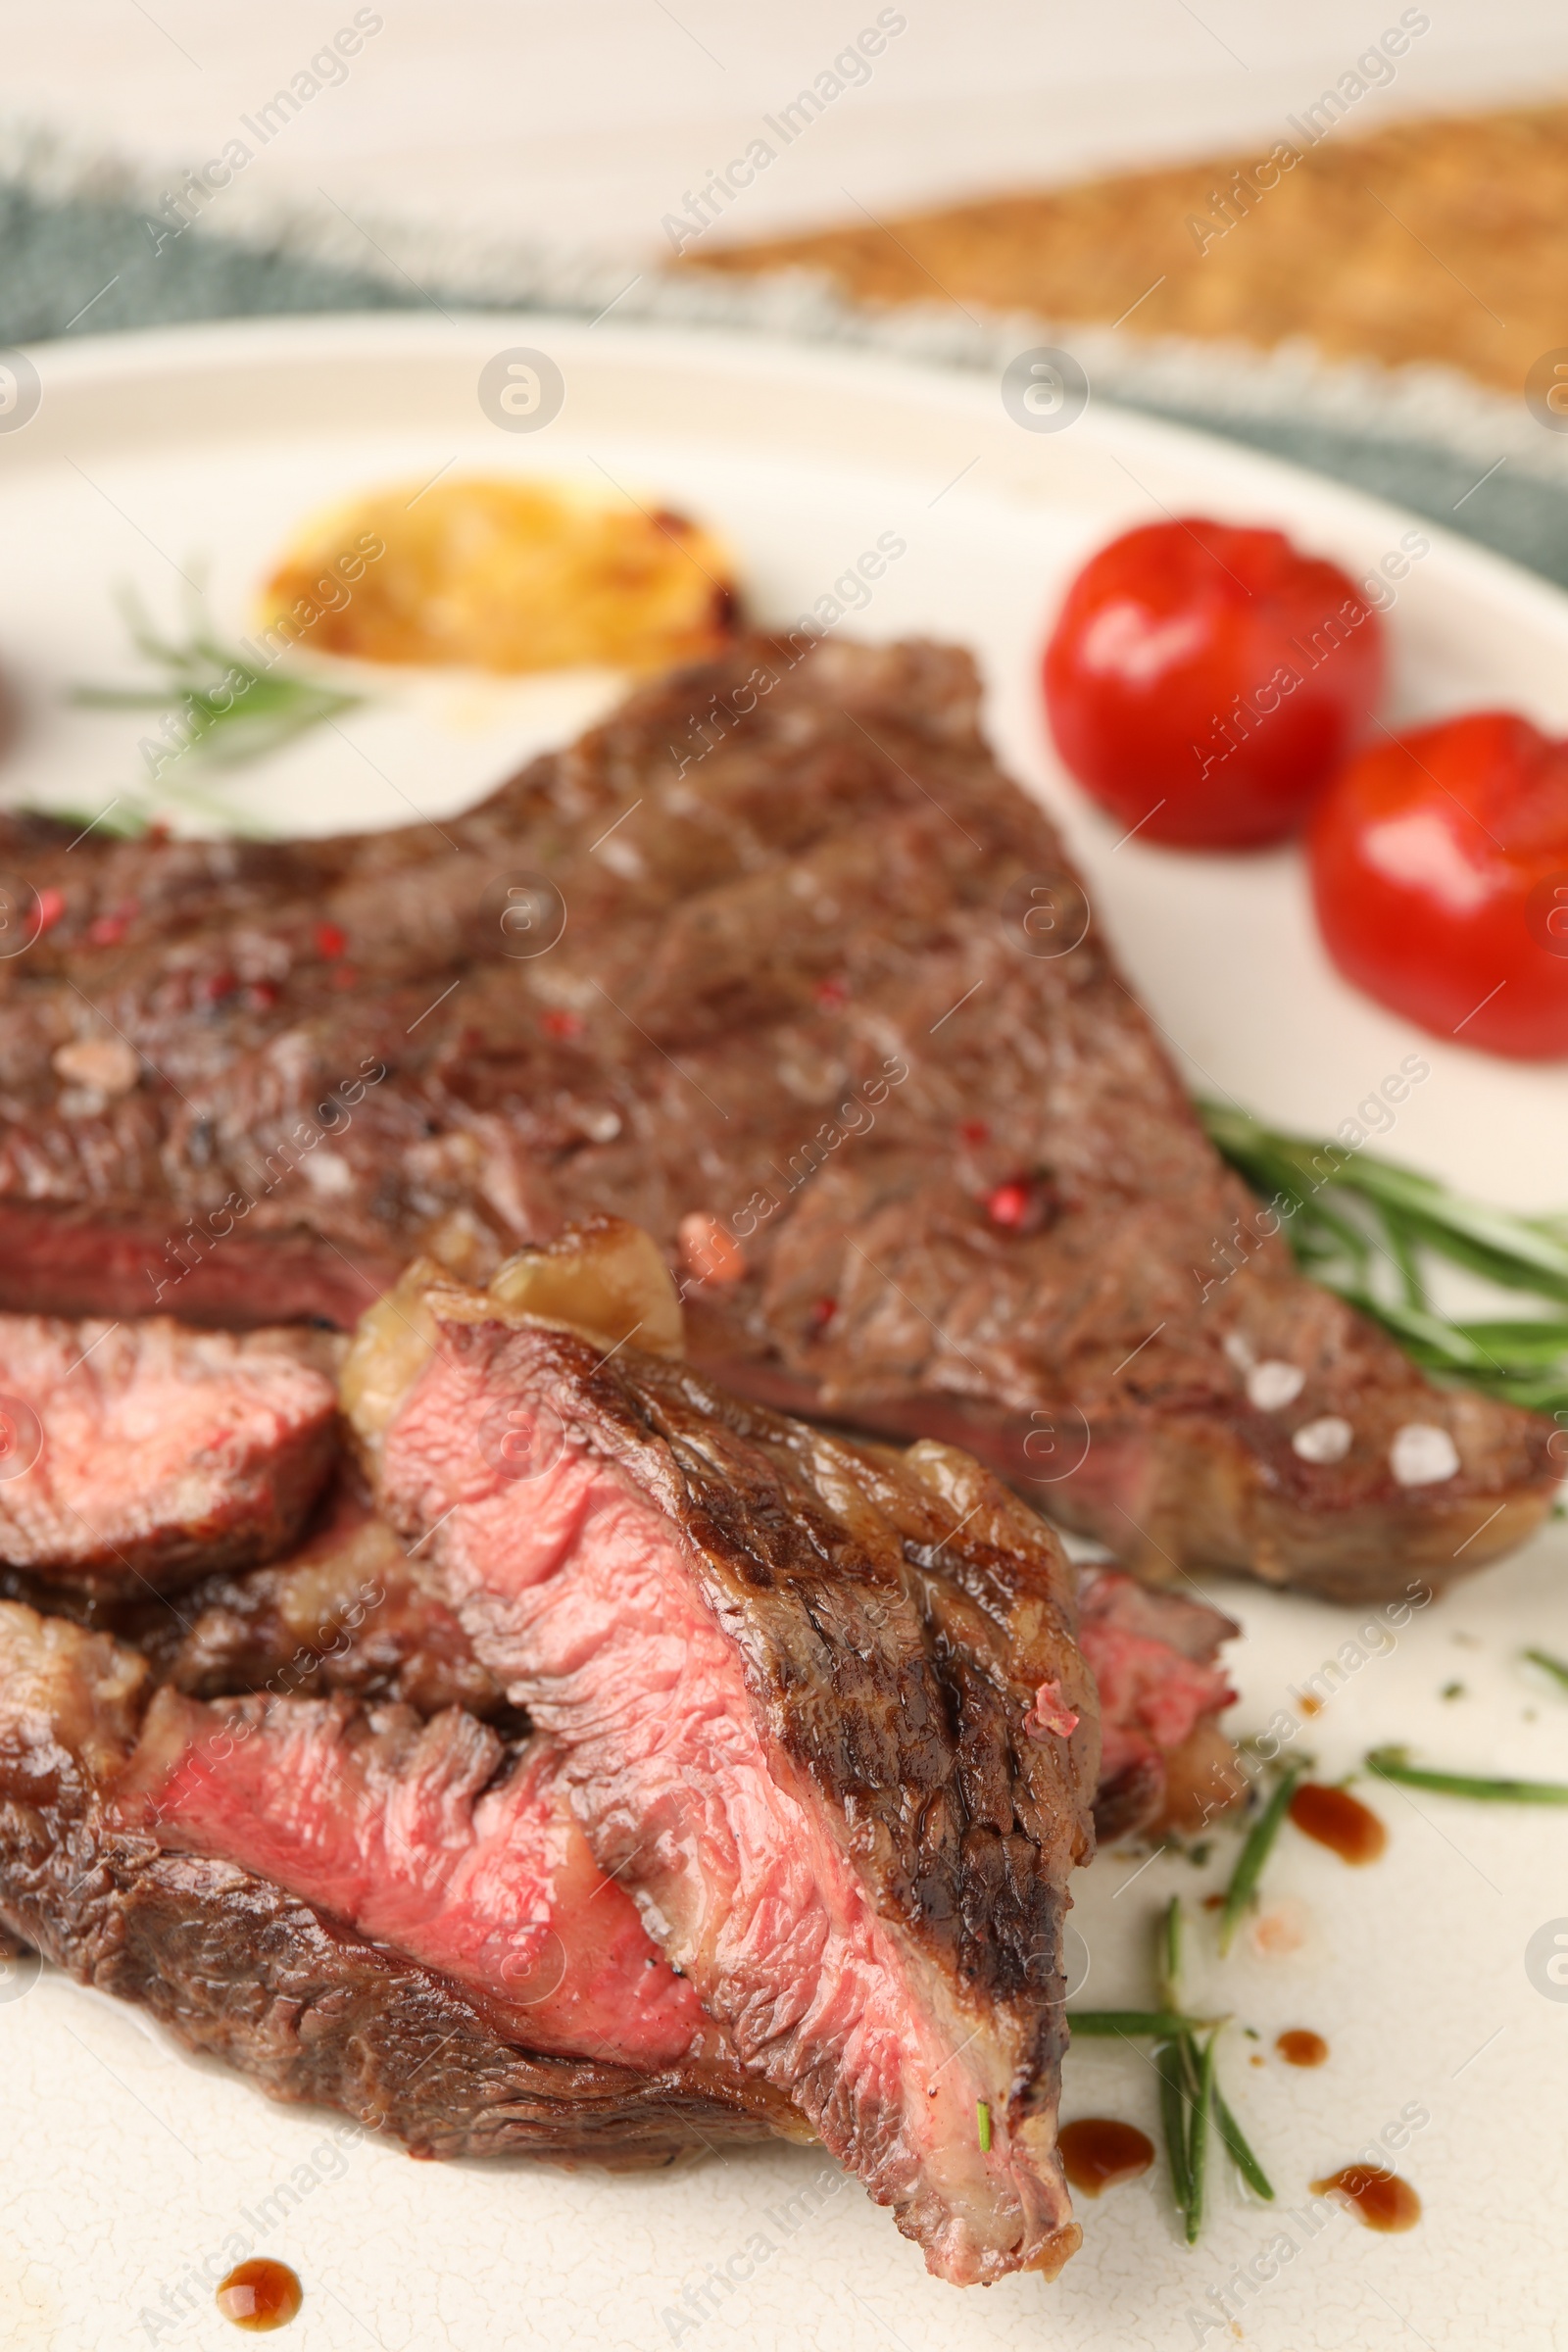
[0,1599,786,2163]
[1,637,1544,1596]
[114,1689,713,2070]
[1078,1571,1243,1843]
[147,1475,507,1719]
[0,1316,338,1595]
[354,1273,1099,2286]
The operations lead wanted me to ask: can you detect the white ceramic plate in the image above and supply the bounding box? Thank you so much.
[1,317,1564,2352]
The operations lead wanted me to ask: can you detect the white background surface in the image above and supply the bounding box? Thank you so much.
[0,315,1565,2351]
[6,2,1568,265]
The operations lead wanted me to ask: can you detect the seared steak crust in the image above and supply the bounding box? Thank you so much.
[0,637,1544,1595]
[0,1602,783,2164]
[369,1298,1097,2282]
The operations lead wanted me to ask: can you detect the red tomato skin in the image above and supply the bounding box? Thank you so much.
[1043,518,1387,849]
[1309,710,1568,1059]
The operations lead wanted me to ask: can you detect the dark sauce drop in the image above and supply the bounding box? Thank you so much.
[1311,2165,1421,2232]
[1277,2029,1329,2067]
[1289,1781,1388,1864]
[1057,2117,1155,2196]
[216,2260,303,2331]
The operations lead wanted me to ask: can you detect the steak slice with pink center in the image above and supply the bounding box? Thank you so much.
[0,1599,785,2164]
[114,1688,710,2070]
[1078,1570,1243,1841]
[364,1285,1099,2286]
[0,1315,338,1595]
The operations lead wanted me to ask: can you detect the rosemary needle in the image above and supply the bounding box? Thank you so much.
[1066,2010,1219,2038]
[1154,2034,1195,2216]
[1218,1764,1302,1954]
[1213,2083,1274,2201]
[1366,1746,1568,1803]
[1184,2034,1217,2245]
[1200,1102,1568,1415]
[1524,1646,1568,1694]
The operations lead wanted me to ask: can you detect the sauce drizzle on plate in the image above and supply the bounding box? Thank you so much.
[1311,2165,1421,2231]
[1057,2117,1155,2195]
[216,2260,304,2331]
[1289,1781,1387,1863]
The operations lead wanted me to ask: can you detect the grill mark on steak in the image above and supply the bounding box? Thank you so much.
[0,1599,788,2163]
[0,1315,338,1595]
[1,635,1541,1597]
[367,1292,1097,2285]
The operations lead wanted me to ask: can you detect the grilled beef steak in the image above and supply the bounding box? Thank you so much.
[116,1689,716,2070]
[1078,1571,1242,1842]
[0,1316,337,1595]
[0,638,1548,1597]
[349,1267,1098,2286]
[0,1600,787,2163]
[147,1475,508,1719]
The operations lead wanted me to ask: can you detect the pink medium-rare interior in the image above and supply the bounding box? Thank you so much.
[0,1316,336,1577]
[382,1367,1072,2284]
[115,1687,706,2069]
[1077,1572,1237,1785]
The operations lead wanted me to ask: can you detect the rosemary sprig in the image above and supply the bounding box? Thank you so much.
[1154,1897,1212,2240]
[1065,2009,1220,2038]
[1200,1102,1568,1415]
[1070,1898,1272,2237]
[70,584,361,778]
[1524,1646,1568,1693]
[1366,1745,1568,1803]
[1217,1763,1302,1955]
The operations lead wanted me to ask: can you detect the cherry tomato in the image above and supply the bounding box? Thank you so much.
[1309,710,1568,1059]
[1043,517,1387,849]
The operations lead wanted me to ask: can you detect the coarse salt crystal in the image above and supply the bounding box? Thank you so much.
[1292,1416,1353,1466]
[1390,1423,1460,1487]
[1248,1359,1305,1411]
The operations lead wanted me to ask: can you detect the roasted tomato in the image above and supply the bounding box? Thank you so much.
[1043,517,1389,849]
[1309,710,1568,1060]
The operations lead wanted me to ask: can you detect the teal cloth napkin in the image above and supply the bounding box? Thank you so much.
[6,178,1566,590]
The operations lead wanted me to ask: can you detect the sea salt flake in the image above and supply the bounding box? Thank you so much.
[1292,1415,1352,1465]
[1390,1423,1460,1487]
[1248,1358,1305,1411]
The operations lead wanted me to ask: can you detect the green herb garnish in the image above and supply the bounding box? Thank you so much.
[1217,1763,1302,1955]
[69,584,361,819]
[1154,2032,1196,2215]
[1184,2033,1218,2244]
[1155,1898,1213,2243]
[1200,1102,1568,1413]
[1366,1745,1568,1803]
[1524,1646,1568,1693]
[1068,1898,1272,2239]
[1213,2083,1274,2201]
[1065,2009,1219,2038]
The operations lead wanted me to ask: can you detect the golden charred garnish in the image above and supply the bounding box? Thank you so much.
[262,478,740,675]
